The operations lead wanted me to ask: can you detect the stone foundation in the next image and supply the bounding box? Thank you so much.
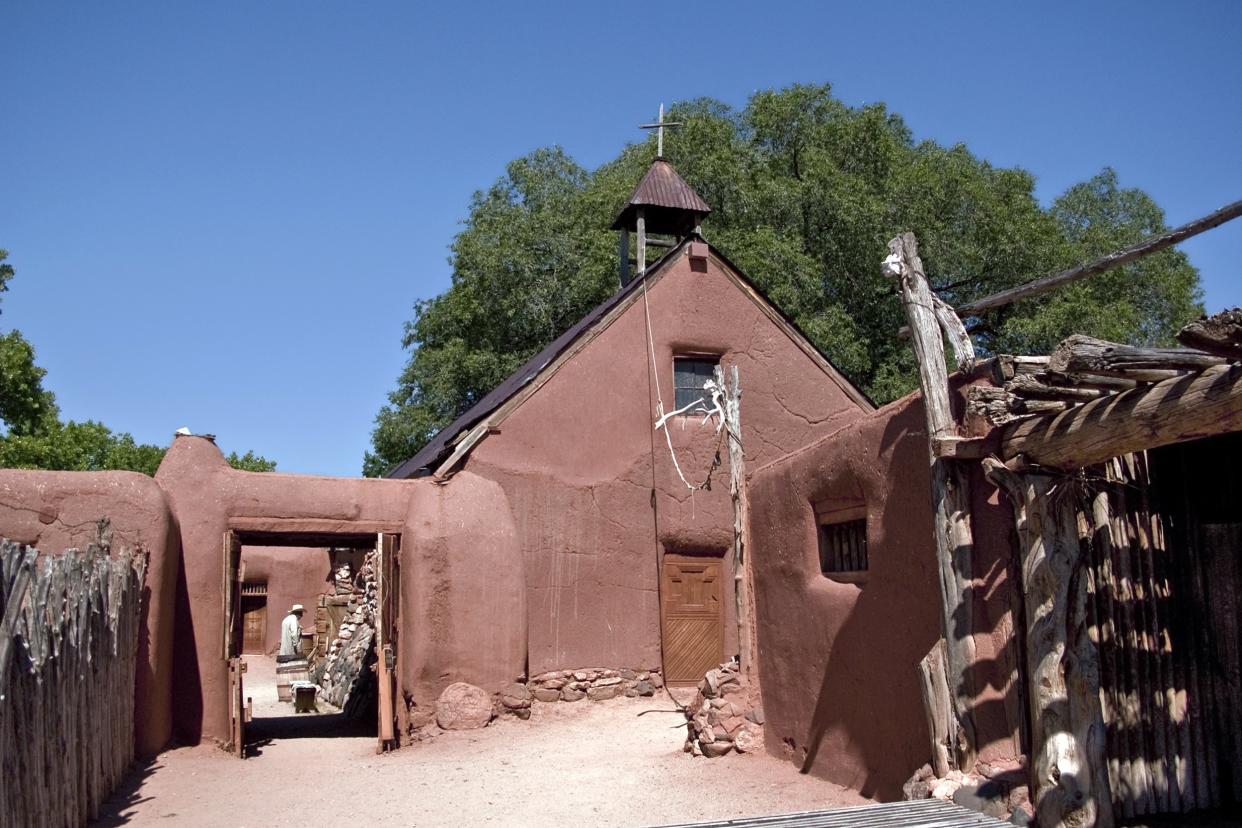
[683,661,764,758]
[524,666,663,704]
[404,666,666,741]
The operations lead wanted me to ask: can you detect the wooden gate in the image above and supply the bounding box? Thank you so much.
[222,530,246,758]
[375,532,399,752]
[241,599,266,654]
[661,555,724,685]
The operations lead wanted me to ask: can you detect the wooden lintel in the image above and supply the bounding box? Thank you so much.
[1001,363,1242,470]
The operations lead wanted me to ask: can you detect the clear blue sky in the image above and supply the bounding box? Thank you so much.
[3,2,1239,476]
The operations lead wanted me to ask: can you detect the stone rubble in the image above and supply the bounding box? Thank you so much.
[310,549,380,714]
[902,762,1033,825]
[682,660,764,759]
[405,666,666,741]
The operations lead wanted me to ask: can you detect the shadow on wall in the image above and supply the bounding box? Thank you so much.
[753,394,1021,800]
[171,558,203,745]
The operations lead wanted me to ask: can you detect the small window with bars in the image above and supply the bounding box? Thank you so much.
[240,581,268,597]
[673,356,720,413]
[818,517,868,579]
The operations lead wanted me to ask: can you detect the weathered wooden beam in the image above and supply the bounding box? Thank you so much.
[983,461,1114,828]
[932,435,998,460]
[1008,374,1107,402]
[884,232,978,767]
[1049,335,1224,378]
[956,198,1242,318]
[1176,307,1242,359]
[1002,363,1242,470]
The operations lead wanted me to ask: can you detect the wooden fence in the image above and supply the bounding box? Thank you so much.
[0,537,148,828]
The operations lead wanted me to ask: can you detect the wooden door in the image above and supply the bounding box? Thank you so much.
[241,600,267,655]
[375,532,399,752]
[661,555,724,685]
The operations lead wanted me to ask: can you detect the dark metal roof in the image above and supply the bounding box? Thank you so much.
[611,158,711,230]
[652,798,1011,828]
[385,239,691,479]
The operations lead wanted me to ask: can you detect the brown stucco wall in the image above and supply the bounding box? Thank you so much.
[238,546,333,653]
[0,470,180,757]
[153,435,525,747]
[746,391,1022,800]
[401,472,525,707]
[464,247,869,676]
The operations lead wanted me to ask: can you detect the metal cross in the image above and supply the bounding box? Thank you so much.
[639,102,683,158]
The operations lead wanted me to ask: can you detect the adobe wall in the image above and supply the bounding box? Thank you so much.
[238,546,333,653]
[0,469,180,757]
[747,391,1022,800]
[154,435,524,746]
[466,247,868,675]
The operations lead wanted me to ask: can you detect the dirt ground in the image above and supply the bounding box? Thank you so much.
[96,656,868,827]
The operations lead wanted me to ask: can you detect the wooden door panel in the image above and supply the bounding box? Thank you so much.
[376,532,399,752]
[661,556,724,685]
[241,601,266,654]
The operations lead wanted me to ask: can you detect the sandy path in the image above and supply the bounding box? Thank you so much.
[97,660,867,827]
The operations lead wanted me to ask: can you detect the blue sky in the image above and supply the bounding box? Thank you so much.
[2,2,1239,476]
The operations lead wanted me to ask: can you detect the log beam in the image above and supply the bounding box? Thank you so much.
[1049,335,1224,378]
[955,198,1242,318]
[1001,363,1242,470]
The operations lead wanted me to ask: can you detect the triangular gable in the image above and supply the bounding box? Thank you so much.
[387,236,873,478]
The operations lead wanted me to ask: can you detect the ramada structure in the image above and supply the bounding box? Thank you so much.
[2,155,1240,828]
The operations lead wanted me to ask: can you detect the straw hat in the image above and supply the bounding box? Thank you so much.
[290,603,304,613]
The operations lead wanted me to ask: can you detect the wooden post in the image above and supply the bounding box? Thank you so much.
[885,232,978,768]
[718,364,759,683]
[984,460,1114,828]
[636,207,647,273]
[619,226,631,287]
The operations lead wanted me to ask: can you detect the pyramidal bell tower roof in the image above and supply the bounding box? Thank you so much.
[611,158,711,230]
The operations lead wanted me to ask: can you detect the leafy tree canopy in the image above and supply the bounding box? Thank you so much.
[362,83,1204,476]
[0,249,277,475]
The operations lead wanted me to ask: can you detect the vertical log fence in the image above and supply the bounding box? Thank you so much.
[0,537,148,828]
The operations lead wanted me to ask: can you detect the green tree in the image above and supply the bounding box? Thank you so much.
[366,83,1204,476]
[0,249,278,475]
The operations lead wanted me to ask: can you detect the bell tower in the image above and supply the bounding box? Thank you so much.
[613,106,711,287]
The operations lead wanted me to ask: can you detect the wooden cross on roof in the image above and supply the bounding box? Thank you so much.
[639,103,683,158]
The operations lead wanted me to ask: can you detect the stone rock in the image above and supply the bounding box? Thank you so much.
[512,706,531,720]
[542,678,566,690]
[733,724,762,753]
[572,670,590,682]
[499,682,531,709]
[690,739,703,757]
[722,716,746,733]
[712,725,731,742]
[619,668,637,680]
[624,686,640,698]
[954,783,1010,819]
[533,688,562,703]
[701,739,733,758]
[587,684,618,701]
[709,697,727,709]
[745,706,765,725]
[560,688,584,702]
[651,673,664,688]
[601,669,619,678]
[930,778,963,800]
[635,680,655,696]
[596,676,623,687]
[435,682,494,730]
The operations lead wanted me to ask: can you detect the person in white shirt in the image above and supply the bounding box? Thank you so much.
[279,604,305,660]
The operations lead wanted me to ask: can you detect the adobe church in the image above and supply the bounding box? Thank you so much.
[0,153,874,757]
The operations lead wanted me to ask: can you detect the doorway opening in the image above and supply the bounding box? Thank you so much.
[223,529,400,758]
